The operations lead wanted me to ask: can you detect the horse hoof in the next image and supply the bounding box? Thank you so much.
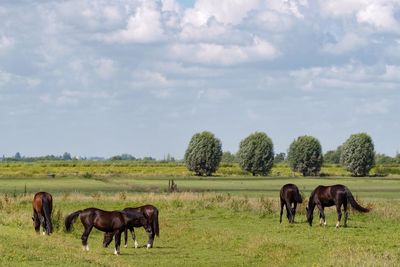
[124,244,128,248]
[114,249,119,256]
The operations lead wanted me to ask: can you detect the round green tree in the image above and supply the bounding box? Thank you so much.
[287,135,323,176]
[340,133,375,177]
[237,132,274,176]
[184,131,223,176]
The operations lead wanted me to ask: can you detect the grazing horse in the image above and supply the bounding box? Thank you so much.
[32,192,53,235]
[103,209,156,249]
[103,204,159,248]
[124,204,159,248]
[65,208,152,255]
[306,184,370,227]
[279,184,303,224]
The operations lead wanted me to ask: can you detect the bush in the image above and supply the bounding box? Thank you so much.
[184,131,223,176]
[287,135,323,176]
[340,133,375,176]
[237,132,274,176]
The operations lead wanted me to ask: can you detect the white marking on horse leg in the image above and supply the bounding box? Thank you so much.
[124,244,128,248]
[114,248,119,255]
[147,243,151,249]
[134,240,139,248]
[319,218,323,225]
[42,231,46,236]
[336,221,340,228]
[323,220,327,226]
[85,245,89,251]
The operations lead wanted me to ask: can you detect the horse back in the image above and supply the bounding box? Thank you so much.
[32,192,52,214]
[312,185,346,206]
[124,204,157,221]
[280,184,302,203]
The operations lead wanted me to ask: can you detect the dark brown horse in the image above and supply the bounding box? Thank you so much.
[65,208,152,255]
[103,204,159,249]
[279,184,303,224]
[306,184,370,227]
[32,192,53,235]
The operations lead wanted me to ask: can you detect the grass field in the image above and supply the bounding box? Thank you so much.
[0,172,400,266]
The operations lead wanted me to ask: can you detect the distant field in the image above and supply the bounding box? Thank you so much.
[0,163,400,266]
[1,160,400,178]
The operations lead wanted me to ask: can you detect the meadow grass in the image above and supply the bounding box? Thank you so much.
[0,172,400,266]
[0,191,399,266]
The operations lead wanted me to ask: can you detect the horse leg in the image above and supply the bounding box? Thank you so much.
[279,200,284,224]
[317,205,326,226]
[39,215,46,235]
[292,202,297,223]
[32,211,40,234]
[344,203,349,227]
[146,227,154,249]
[114,230,122,255]
[335,204,342,228]
[81,225,93,251]
[286,201,294,223]
[130,228,139,248]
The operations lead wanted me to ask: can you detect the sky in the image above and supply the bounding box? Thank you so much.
[0,0,400,159]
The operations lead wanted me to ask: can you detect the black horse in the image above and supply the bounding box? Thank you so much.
[279,184,303,224]
[32,192,53,235]
[306,184,370,227]
[65,208,152,255]
[103,209,156,249]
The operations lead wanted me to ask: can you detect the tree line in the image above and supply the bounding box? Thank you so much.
[184,131,382,177]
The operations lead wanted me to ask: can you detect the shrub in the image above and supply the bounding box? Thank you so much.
[287,135,323,176]
[184,131,223,176]
[341,133,375,176]
[237,132,274,176]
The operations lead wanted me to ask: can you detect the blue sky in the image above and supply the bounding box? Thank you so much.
[0,0,400,159]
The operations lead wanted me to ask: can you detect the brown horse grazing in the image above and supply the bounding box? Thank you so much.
[103,204,159,249]
[306,184,370,228]
[103,210,155,249]
[279,184,303,224]
[65,208,152,255]
[124,204,159,248]
[32,192,53,235]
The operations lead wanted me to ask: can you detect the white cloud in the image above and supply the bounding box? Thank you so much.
[170,37,277,65]
[322,33,367,54]
[95,58,115,80]
[182,0,261,26]
[0,35,14,54]
[357,4,399,32]
[99,1,164,43]
[357,99,391,114]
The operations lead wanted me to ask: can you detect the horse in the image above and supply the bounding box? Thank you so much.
[103,204,159,249]
[103,209,156,249]
[32,192,53,235]
[64,208,152,255]
[306,184,370,228]
[279,184,303,224]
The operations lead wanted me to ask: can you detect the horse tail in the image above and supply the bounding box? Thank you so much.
[42,195,53,234]
[295,188,303,204]
[64,210,82,232]
[153,208,159,237]
[345,187,370,212]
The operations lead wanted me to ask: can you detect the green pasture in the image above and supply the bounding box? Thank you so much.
[0,170,400,266]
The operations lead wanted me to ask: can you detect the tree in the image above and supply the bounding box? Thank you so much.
[62,152,72,160]
[221,151,236,164]
[274,152,286,164]
[287,135,323,176]
[237,132,274,176]
[14,152,22,160]
[340,133,375,176]
[184,131,223,176]
[324,146,342,164]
